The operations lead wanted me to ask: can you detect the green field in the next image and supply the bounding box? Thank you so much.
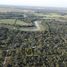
[0,19,26,26]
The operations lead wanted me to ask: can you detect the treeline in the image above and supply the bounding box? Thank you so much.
[0,12,24,19]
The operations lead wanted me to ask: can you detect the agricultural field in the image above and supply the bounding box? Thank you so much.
[0,6,67,67]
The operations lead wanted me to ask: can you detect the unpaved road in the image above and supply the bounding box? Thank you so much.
[0,21,45,31]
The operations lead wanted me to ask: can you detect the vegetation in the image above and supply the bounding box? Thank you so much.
[0,8,67,67]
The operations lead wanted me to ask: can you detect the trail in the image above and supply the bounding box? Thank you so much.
[0,21,45,31]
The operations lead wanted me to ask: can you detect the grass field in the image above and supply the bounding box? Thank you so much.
[0,19,27,26]
[0,19,15,25]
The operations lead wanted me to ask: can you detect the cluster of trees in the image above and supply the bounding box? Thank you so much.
[0,19,67,67]
[0,12,39,20]
[0,12,24,19]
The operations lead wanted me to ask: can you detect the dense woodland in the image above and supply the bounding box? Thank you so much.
[0,17,67,67]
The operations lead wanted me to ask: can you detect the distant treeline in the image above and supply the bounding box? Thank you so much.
[0,12,39,19]
[0,12,24,19]
[0,12,43,23]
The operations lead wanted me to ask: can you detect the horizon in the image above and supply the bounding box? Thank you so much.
[0,4,67,9]
[0,0,67,8]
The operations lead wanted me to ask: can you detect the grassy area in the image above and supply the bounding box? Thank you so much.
[0,19,26,26]
[34,13,46,16]
[0,19,15,25]
[16,20,26,26]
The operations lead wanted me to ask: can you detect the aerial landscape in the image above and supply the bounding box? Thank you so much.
[0,5,67,67]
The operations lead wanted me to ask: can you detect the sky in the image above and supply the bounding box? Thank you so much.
[0,0,67,7]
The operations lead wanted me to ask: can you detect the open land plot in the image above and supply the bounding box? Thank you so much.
[0,19,27,26]
[0,19,15,25]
